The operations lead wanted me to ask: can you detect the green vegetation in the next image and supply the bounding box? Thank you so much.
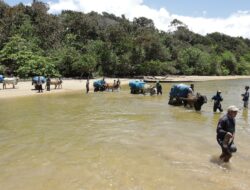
[1,1,250,78]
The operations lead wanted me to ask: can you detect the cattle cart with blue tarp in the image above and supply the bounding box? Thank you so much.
[168,83,207,111]
[93,80,106,92]
[169,84,190,105]
[32,76,46,90]
[0,75,4,83]
[129,80,146,94]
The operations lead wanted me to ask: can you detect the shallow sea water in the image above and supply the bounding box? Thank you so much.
[0,79,250,190]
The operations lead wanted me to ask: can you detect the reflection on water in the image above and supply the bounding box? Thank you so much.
[0,79,250,190]
[242,108,248,124]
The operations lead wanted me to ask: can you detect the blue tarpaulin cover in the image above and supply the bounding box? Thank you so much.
[169,84,190,97]
[0,75,4,82]
[93,80,106,88]
[129,80,145,89]
[32,76,46,83]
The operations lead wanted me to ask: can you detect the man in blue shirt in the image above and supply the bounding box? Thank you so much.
[216,105,238,162]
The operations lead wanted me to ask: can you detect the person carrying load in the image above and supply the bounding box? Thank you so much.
[216,105,239,162]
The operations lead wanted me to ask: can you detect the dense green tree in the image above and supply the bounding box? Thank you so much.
[176,47,212,75]
[0,35,57,77]
[221,51,237,75]
[1,2,250,77]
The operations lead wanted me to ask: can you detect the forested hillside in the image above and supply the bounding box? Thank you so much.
[1,1,250,78]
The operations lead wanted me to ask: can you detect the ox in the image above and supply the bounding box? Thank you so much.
[105,82,120,92]
[141,84,157,96]
[48,78,62,89]
[3,77,19,89]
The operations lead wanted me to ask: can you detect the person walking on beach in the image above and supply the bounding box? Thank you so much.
[216,105,238,162]
[212,90,223,112]
[241,86,249,108]
[46,76,51,91]
[86,78,90,93]
[156,81,162,95]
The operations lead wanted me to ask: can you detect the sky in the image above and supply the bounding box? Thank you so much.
[4,0,250,38]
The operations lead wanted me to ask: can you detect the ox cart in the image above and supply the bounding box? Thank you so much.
[0,75,4,84]
[32,76,46,90]
[168,84,207,111]
[129,80,156,95]
[93,80,106,92]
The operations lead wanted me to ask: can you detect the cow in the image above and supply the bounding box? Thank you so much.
[3,77,19,89]
[48,78,63,89]
[141,84,157,96]
[105,82,120,92]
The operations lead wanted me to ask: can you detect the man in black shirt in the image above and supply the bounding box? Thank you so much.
[156,81,162,95]
[216,105,239,162]
[212,90,223,112]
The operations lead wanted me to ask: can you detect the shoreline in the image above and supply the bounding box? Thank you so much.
[0,76,250,99]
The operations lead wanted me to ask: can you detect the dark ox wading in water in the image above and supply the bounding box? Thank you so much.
[168,84,207,111]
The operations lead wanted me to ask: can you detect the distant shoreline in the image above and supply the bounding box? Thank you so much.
[0,76,250,99]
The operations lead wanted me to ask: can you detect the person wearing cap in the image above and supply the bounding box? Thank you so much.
[216,105,239,162]
[241,86,249,108]
[212,90,223,112]
[156,81,162,95]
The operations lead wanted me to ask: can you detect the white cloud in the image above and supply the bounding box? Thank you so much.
[48,0,250,38]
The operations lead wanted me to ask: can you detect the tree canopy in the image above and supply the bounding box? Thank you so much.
[1,1,250,78]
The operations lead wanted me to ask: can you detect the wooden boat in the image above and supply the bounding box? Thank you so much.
[143,76,194,83]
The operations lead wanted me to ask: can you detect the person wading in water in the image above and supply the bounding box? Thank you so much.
[241,86,249,108]
[216,105,239,162]
[212,90,223,112]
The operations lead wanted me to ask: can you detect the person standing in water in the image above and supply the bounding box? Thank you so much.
[216,105,239,162]
[212,90,223,112]
[156,81,162,95]
[241,86,249,108]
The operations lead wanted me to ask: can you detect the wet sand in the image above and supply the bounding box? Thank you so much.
[0,76,250,99]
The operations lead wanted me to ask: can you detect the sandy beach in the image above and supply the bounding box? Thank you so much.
[0,75,250,99]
